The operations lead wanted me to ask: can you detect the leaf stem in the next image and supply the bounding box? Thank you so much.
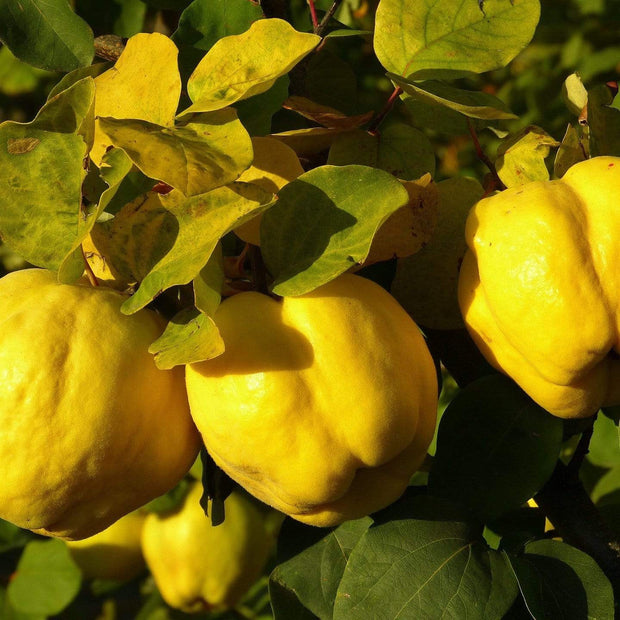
[466,119,505,190]
[566,415,596,476]
[367,86,403,136]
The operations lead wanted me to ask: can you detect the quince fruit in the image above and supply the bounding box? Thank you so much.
[458,156,620,418]
[141,483,274,613]
[185,273,438,527]
[66,510,146,581]
[0,268,200,539]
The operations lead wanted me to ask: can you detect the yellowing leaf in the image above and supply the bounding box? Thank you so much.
[360,174,439,267]
[91,33,181,164]
[98,109,253,196]
[149,308,225,370]
[496,126,559,188]
[117,183,274,314]
[234,136,304,245]
[182,19,320,115]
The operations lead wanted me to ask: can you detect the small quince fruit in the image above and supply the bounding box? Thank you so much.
[141,483,274,613]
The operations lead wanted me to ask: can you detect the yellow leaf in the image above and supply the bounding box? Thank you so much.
[91,33,181,164]
[271,127,357,157]
[98,110,253,196]
[234,137,304,245]
[359,174,439,267]
[182,19,320,115]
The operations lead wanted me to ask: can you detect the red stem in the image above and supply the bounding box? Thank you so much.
[308,0,319,31]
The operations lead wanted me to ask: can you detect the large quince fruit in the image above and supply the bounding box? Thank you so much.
[458,156,620,418]
[66,510,146,581]
[0,268,200,539]
[141,483,274,613]
[185,273,438,527]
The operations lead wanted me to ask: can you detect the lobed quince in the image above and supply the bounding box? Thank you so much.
[185,273,438,527]
[141,483,274,613]
[0,268,200,539]
[458,156,620,418]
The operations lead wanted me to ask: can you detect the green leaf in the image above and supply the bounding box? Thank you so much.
[234,76,290,136]
[587,413,620,469]
[0,520,31,554]
[0,125,88,272]
[98,109,253,196]
[391,177,484,330]
[508,540,615,619]
[391,76,518,120]
[587,84,620,158]
[120,183,274,314]
[193,245,224,316]
[172,0,264,79]
[0,46,53,96]
[554,124,587,179]
[333,495,518,620]
[47,61,109,100]
[261,165,410,297]
[327,123,436,180]
[270,518,371,619]
[148,307,224,369]
[496,126,560,188]
[428,375,564,522]
[0,587,45,620]
[7,539,81,616]
[181,18,320,115]
[590,465,620,507]
[0,0,94,71]
[374,0,540,78]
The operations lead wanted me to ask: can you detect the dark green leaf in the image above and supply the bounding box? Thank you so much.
[333,495,518,620]
[8,539,81,616]
[508,540,615,619]
[587,412,620,468]
[270,518,371,619]
[429,375,564,522]
[588,84,620,157]
[0,0,94,71]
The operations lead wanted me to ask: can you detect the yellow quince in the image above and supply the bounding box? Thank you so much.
[459,156,620,418]
[141,483,274,613]
[0,268,200,539]
[66,510,146,581]
[185,273,438,527]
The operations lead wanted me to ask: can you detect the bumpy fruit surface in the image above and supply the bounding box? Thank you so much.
[66,510,146,581]
[0,269,200,539]
[458,156,620,418]
[141,484,274,613]
[186,273,438,527]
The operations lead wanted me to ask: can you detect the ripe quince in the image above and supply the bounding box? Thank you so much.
[458,156,620,418]
[66,510,146,581]
[0,268,200,539]
[185,273,438,527]
[141,483,274,613]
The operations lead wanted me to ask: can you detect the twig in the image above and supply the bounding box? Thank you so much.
[566,415,596,476]
[367,86,403,136]
[308,0,320,31]
[316,0,344,37]
[467,118,505,190]
[94,35,125,62]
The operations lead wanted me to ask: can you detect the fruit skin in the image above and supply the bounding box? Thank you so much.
[141,483,274,613]
[66,510,146,581]
[0,268,200,539]
[458,156,620,419]
[186,273,438,527]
